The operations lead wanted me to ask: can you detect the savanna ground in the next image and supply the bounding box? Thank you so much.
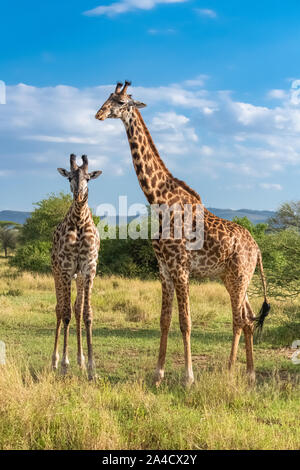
[0,257,299,450]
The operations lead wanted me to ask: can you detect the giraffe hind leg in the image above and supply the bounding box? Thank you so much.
[227,286,256,382]
[244,296,256,383]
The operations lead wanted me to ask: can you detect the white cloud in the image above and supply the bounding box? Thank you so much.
[151,111,189,130]
[195,8,217,18]
[83,0,188,17]
[260,183,282,191]
[183,75,209,87]
[267,89,287,100]
[133,84,217,113]
[0,170,13,177]
[200,145,213,156]
[151,111,198,160]
[231,102,271,126]
[3,77,300,203]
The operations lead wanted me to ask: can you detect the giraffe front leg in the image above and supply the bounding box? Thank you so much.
[75,275,85,370]
[52,312,61,370]
[83,276,95,381]
[154,269,174,387]
[52,277,62,370]
[61,278,72,376]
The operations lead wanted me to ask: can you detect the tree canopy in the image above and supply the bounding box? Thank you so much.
[21,192,72,243]
[268,201,300,231]
[232,216,268,242]
[0,227,19,257]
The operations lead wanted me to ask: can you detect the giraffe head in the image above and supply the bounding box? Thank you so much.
[57,154,102,202]
[95,81,146,121]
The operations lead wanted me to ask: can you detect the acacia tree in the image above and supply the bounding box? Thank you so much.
[0,227,18,257]
[268,201,300,231]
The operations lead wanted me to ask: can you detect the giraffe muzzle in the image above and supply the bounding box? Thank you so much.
[95,112,105,121]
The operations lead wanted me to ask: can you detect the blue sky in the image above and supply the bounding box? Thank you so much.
[2,0,300,211]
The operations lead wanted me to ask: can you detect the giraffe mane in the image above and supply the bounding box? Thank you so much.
[173,177,202,203]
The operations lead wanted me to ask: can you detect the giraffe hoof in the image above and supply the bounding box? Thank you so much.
[184,375,195,388]
[77,355,86,369]
[247,371,256,385]
[154,378,163,388]
[153,369,164,388]
[52,354,59,370]
[61,364,70,376]
[88,373,97,381]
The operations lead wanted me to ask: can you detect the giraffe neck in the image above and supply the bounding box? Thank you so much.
[67,193,91,227]
[122,108,201,206]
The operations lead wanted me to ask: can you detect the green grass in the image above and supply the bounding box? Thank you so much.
[0,258,299,450]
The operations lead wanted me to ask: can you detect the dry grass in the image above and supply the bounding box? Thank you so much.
[0,258,299,449]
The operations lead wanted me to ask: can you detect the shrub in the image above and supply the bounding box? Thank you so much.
[10,241,52,273]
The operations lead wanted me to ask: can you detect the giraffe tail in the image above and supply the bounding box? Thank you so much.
[254,249,271,341]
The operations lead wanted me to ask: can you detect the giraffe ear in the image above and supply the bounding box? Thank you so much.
[88,170,102,180]
[57,168,70,178]
[130,99,147,109]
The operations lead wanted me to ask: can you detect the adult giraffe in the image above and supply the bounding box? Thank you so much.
[95,81,270,386]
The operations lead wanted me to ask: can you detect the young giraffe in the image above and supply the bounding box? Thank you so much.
[51,154,102,380]
[95,82,270,386]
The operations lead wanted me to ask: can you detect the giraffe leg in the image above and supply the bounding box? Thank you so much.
[244,299,256,383]
[227,293,245,373]
[61,278,72,376]
[75,274,85,369]
[228,323,242,371]
[175,278,194,387]
[52,276,62,370]
[226,275,256,381]
[83,276,95,380]
[52,305,62,370]
[154,267,174,387]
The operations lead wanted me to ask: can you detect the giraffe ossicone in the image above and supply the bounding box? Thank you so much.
[95,81,270,386]
[51,154,102,380]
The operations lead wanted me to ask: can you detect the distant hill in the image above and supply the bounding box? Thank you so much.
[0,208,275,226]
[0,210,32,225]
[103,208,275,226]
[207,208,275,224]
[99,215,142,226]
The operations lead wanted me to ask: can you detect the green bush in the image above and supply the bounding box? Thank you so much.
[21,192,72,243]
[98,236,158,279]
[258,228,300,297]
[10,241,51,273]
